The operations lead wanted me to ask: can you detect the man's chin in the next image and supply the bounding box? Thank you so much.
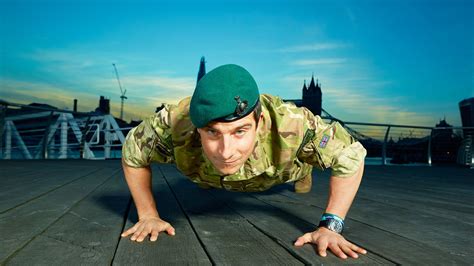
[215,165,241,176]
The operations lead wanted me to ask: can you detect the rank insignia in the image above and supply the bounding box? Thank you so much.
[319,134,330,148]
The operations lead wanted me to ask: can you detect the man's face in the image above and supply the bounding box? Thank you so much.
[197,112,260,175]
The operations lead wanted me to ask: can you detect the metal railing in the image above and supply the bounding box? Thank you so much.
[322,117,474,167]
[0,100,130,160]
[1,100,473,168]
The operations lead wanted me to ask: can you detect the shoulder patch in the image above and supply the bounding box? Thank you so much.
[319,134,330,148]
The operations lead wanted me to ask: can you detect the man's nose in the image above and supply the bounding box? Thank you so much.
[218,134,235,160]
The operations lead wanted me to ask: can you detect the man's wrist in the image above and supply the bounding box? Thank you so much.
[138,210,160,220]
[318,212,345,234]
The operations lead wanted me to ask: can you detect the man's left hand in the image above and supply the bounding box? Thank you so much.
[294,227,367,259]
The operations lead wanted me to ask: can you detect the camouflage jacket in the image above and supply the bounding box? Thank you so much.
[122,94,367,192]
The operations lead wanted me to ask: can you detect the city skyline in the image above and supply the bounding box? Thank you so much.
[1,0,472,126]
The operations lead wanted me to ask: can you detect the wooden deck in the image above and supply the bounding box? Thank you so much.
[0,160,472,265]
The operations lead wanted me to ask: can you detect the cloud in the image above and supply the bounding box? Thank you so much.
[279,61,449,130]
[1,79,91,104]
[0,79,180,120]
[120,76,195,94]
[4,48,198,121]
[311,85,443,140]
[321,85,447,127]
[93,74,195,106]
[277,51,437,127]
[26,49,95,65]
[277,43,348,53]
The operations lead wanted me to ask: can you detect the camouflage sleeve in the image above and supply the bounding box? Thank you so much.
[297,108,367,178]
[122,106,174,168]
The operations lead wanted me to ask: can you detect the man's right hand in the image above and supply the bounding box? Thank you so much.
[121,216,176,242]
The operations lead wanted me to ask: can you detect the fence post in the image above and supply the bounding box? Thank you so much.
[0,103,6,158]
[59,113,68,159]
[42,111,55,159]
[5,121,12,159]
[104,116,111,159]
[79,117,91,159]
[428,128,433,166]
[382,126,391,165]
[469,135,474,169]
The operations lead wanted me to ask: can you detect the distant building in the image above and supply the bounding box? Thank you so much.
[432,119,462,163]
[284,75,322,116]
[458,97,474,167]
[459,97,474,137]
[73,99,78,112]
[95,96,110,115]
[197,56,206,85]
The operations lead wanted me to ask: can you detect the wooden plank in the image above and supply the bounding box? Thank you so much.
[310,166,473,207]
[113,164,211,266]
[307,167,474,225]
[357,186,474,224]
[1,167,61,185]
[0,166,98,213]
[360,178,474,205]
[207,189,392,265]
[253,190,470,265]
[265,180,473,264]
[159,164,304,265]
[0,159,120,188]
[0,167,118,263]
[5,235,109,265]
[347,197,473,260]
[6,169,129,265]
[361,166,474,196]
[0,168,94,194]
[0,166,38,178]
[302,168,474,224]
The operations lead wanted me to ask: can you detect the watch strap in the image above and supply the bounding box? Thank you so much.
[318,213,345,234]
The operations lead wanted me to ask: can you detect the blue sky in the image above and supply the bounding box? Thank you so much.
[0,0,472,127]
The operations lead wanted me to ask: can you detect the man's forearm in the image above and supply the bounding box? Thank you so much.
[122,160,159,219]
[324,162,364,219]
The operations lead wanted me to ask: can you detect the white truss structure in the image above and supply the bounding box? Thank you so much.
[2,111,127,160]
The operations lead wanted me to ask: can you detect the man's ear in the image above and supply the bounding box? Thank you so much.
[256,113,264,131]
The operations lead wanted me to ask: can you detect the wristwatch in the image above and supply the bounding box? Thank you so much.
[318,218,344,234]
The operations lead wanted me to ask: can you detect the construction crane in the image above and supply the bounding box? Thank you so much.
[112,63,127,120]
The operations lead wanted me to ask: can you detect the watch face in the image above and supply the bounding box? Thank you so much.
[327,219,344,233]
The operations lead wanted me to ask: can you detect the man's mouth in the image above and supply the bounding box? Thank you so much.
[220,159,240,165]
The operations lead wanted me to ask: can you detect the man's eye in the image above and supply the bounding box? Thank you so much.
[235,130,246,136]
[207,130,217,136]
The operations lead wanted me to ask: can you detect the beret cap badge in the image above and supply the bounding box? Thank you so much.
[234,96,248,116]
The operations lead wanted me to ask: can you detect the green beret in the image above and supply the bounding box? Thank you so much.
[190,64,260,128]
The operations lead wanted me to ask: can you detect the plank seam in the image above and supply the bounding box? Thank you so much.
[266,192,467,249]
[40,234,100,252]
[246,221,312,265]
[110,196,132,266]
[157,165,216,265]
[0,168,102,214]
[259,197,423,244]
[251,195,403,265]
[1,168,122,265]
[204,191,311,265]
